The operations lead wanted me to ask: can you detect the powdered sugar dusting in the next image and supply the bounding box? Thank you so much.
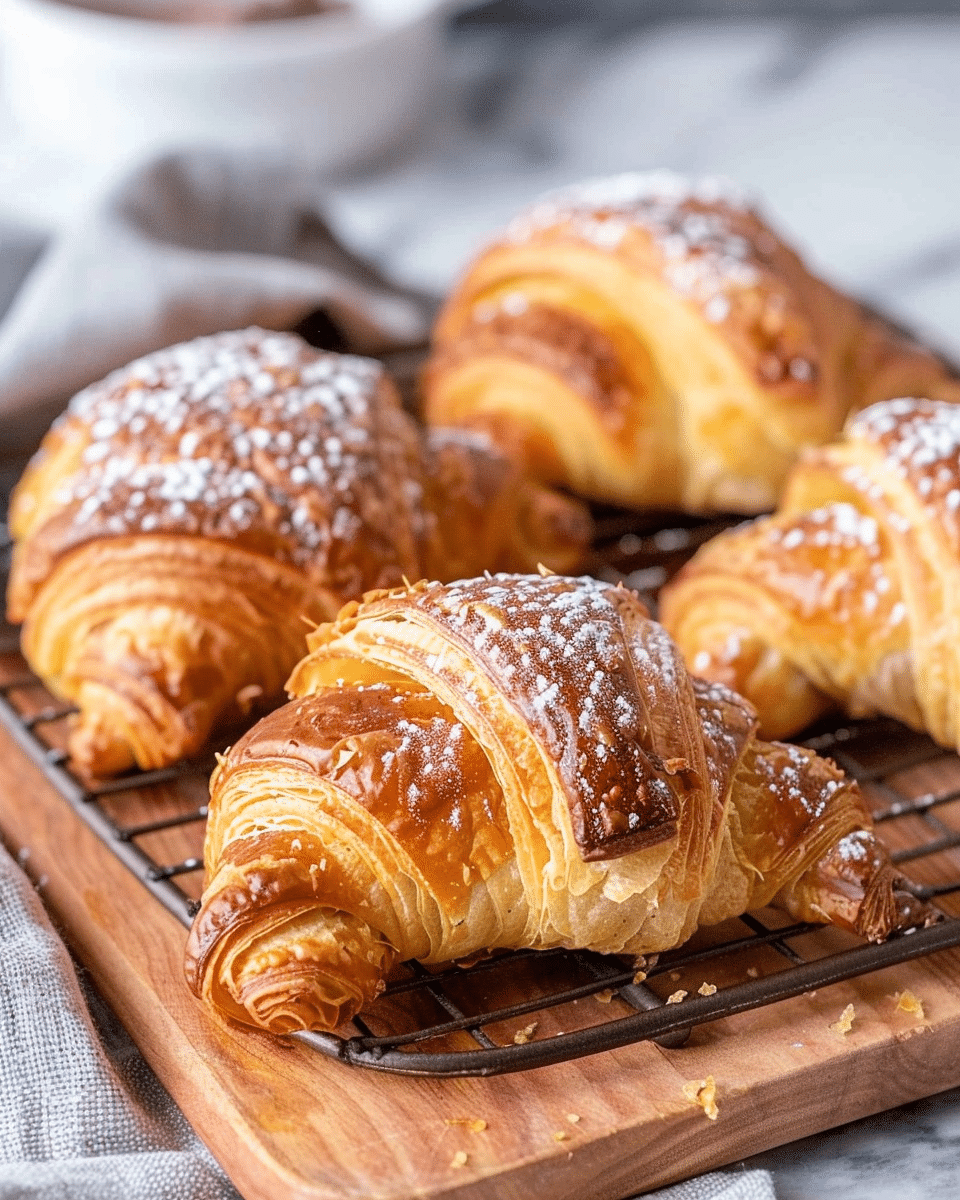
[760,502,899,625]
[505,170,766,311]
[409,574,680,859]
[752,740,845,826]
[767,502,879,552]
[494,171,818,386]
[848,399,960,545]
[45,328,420,575]
[691,677,756,805]
[508,170,748,244]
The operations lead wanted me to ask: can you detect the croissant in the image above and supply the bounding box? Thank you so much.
[184,573,930,1035]
[660,395,960,745]
[7,328,590,777]
[423,170,960,515]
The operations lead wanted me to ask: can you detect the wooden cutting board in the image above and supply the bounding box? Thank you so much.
[3,670,960,1200]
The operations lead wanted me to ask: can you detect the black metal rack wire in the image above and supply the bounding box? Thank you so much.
[4,520,960,1078]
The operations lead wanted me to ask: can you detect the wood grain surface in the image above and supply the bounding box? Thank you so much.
[3,660,960,1200]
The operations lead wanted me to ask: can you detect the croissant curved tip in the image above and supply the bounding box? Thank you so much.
[233,970,369,1035]
[187,894,399,1035]
[781,826,939,945]
[855,882,941,944]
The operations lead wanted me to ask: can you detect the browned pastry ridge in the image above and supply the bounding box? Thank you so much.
[184,573,931,1035]
[423,170,960,515]
[7,329,590,777]
[660,396,960,746]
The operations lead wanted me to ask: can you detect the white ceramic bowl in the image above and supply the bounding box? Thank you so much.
[0,0,452,171]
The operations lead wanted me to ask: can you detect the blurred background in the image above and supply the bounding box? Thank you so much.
[2,0,960,391]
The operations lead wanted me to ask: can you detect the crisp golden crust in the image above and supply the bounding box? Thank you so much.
[661,396,960,747]
[419,427,592,584]
[186,573,932,1035]
[424,171,960,514]
[433,304,642,439]
[296,575,688,863]
[7,329,592,776]
[450,172,827,399]
[9,329,426,610]
[222,684,515,910]
[19,536,327,774]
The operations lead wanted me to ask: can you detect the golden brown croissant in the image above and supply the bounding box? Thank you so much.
[184,573,930,1035]
[423,170,960,515]
[660,395,960,745]
[7,328,590,777]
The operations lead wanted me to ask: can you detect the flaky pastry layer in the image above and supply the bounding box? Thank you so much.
[8,329,591,776]
[186,573,931,1034]
[661,396,960,748]
[423,171,960,514]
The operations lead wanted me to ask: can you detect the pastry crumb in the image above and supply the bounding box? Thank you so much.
[450,1151,468,1169]
[697,982,717,996]
[566,1112,581,1124]
[633,970,647,984]
[445,1118,487,1133]
[667,990,688,1004]
[746,967,759,978]
[682,1075,719,1120]
[830,1003,856,1035]
[893,990,925,1020]
[513,1021,539,1044]
[553,1130,569,1142]
[594,989,615,1004]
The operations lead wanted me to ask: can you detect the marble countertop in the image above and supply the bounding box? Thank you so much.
[2,5,960,1199]
[743,1085,960,1200]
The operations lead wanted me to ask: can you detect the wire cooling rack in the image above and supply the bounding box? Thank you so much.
[4,518,960,1078]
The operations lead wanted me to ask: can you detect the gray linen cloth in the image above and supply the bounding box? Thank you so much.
[0,151,775,1200]
[0,840,239,1200]
[0,151,431,453]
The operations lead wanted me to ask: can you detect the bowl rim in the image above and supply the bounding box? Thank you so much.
[0,0,454,51]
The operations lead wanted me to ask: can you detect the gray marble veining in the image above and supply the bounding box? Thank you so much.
[744,1086,960,1199]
